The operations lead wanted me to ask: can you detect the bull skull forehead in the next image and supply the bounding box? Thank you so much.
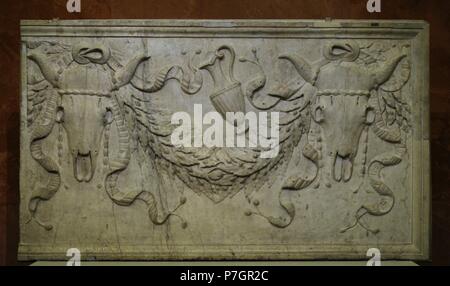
[52,43,114,96]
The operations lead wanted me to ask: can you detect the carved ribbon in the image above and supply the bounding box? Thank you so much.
[28,90,60,230]
[72,43,111,65]
[341,143,406,234]
[364,143,406,216]
[104,93,185,225]
[131,65,203,94]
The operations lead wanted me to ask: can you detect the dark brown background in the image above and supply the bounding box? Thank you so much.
[0,0,449,265]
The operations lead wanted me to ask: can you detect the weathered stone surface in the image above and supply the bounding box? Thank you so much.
[19,20,430,260]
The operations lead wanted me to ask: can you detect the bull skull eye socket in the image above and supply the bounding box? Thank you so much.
[313,106,325,123]
[56,106,64,123]
[104,109,113,125]
[365,106,375,124]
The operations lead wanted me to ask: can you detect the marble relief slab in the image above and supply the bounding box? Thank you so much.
[18,20,430,260]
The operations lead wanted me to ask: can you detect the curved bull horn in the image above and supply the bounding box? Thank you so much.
[113,53,151,90]
[372,52,407,88]
[27,51,60,88]
[279,54,316,84]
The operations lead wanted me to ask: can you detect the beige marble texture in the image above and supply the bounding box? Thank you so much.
[19,20,430,261]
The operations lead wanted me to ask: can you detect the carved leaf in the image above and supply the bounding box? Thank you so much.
[379,90,411,132]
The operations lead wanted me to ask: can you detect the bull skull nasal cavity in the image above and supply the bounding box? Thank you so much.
[74,151,94,182]
[333,153,353,183]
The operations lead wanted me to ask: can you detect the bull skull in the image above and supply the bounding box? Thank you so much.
[28,43,149,182]
[282,41,406,183]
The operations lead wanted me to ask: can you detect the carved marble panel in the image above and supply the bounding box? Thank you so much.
[19,20,430,260]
